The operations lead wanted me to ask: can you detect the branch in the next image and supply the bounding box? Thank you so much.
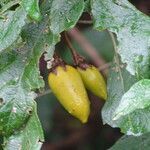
[64,32,79,65]
[98,62,111,71]
[77,20,93,25]
[67,28,108,76]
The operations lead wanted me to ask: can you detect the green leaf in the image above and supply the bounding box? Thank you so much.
[84,0,91,12]
[0,15,59,136]
[113,79,150,120]
[21,0,42,21]
[0,0,12,7]
[102,54,136,125]
[3,104,44,150]
[0,50,35,136]
[44,33,60,61]
[0,0,20,14]
[91,0,150,78]
[0,7,27,52]
[110,133,150,150]
[49,0,85,34]
[102,54,150,135]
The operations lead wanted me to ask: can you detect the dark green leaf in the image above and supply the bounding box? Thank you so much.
[0,0,12,7]
[91,0,150,78]
[84,0,91,12]
[102,54,150,135]
[0,15,59,136]
[0,7,27,52]
[21,0,42,21]
[49,0,85,34]
[110,133,150,150]
[113,79,150,120]
[4,104,44,150]
[101,54,134,127]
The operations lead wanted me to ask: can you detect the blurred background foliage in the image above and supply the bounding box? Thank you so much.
[36,0,149,149]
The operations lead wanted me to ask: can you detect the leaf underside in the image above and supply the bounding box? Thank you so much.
[91,0,150,78]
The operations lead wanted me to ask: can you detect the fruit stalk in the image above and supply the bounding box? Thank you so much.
[64,32,90,69]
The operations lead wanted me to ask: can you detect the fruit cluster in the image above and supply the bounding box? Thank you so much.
[48,52,107,123]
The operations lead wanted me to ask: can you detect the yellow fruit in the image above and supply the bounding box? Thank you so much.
[77,66,107,100]
[48,65,90,123]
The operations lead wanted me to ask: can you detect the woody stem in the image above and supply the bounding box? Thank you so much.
[64,32,81,66]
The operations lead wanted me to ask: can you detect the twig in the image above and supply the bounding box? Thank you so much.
[78,20,93,25]
[64,32,79,65]
[67,28,108,76]
[98,62,111,71]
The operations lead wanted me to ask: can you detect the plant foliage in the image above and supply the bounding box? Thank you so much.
[0,0,150,149]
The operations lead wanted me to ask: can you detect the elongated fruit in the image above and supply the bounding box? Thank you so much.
[48,65,90,123]
[77,66,107,100]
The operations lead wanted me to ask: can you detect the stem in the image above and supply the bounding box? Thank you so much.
[64,32,84,66]
[98,62,111,71]
[78,20,93,25]
[49,53,66,73]
[68,28,108,76]
[0,0,20,14]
